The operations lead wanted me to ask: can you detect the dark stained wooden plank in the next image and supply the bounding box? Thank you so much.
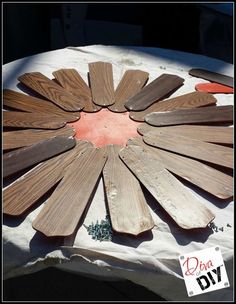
[143,130,233,168]
[124,73,184,111]
[108,70,149,113]
[3,136,76,178]
[145,105,233,126]
[195,83,234,94]
[32,147,108,236]
[52,69,101,113]
[129,91,216,121]
[128,137,233,199]
[137,124,233,144]
[3,140,92,216]
[3,111,67,129]
[119,145,215,229]
[3,89,80,122]
[3,126,76,150]
[88,62,115,106]
[103,145,154,235]
[189,68,233,87]
[18,72,84,111]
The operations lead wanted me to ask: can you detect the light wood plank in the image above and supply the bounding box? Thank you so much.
[119,145,215,229]
[103,145,154,235]
[143,130,233,168]
[3,136,76,178]
[18,72,84,111]
[125,73,184,111]
[3,89,80,122]
[3,111,67,129]
[3,140,92,216]
[137,124,233,144]
[32,147,108,236]
[108,70,149,113]
[52,69,101,113]
[145,105,233,126]
[128,137,233,199]
[129,91,216,121]
[3,126,76,150]
[88,62,115,106]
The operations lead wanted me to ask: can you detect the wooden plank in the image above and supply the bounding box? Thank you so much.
[145,105,233,126]
[3,89,81,122]
[3,140,92,216]
[52,69,101,113]
[195,83,234,94]
[137,124,233,144]
[18,72,84,111]
[189,68,233,87]
[128,137,233,199]
[3,126,76,150]
[32,147,108,236]
[108,70,149,113]
[3,111,67,129]
[119,145,215,229]
[103,145,154,235]
[143,130,233,168]
[88,62,115,106]
[129,91,216,121]
[124,73,184,111]
[3,136,76,178]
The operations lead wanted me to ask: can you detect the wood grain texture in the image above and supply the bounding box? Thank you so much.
[143,130,233,168]
[195,83,234,94]
[145,105,233,126]
[3,111,67,129]
[3,140,93,216]
[128,137,233,199]
[3,89,80,122]
[52,69,101,113]
[103,145,154,235]
[119,145,215,229]
[129,91,216,121]
[108,70,149,113]
[125,73,184,111]
[3,136,76,178]
[18,72,84,111]
[3,126,76,150]
[88,62,115,106]
[137,124,233,144]
[189,68,233,87]
[32,147,108,236]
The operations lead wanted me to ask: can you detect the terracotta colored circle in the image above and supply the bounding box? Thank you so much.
[67,109,142,147]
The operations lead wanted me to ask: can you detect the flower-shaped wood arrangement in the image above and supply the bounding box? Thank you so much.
[3,62,233,238]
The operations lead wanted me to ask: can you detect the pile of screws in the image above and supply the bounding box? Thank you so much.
[84,215,113,241]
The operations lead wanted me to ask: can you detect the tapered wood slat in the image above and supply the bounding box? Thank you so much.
[189,68,233,87]
[103,145,154,235]
[3,89,81,122]
[125,74,184,111]
[145,105,233,126]
[3,140,92,216]
[137,124,233,144]
[108,70,149,113]
[129,91,216,121]
[3,136,76,178]
[3,111,67,129]
[195,83,234,94]
[143,130,233,168]
[128,138,233,199]
[32,147,108,237]
[52,69,101,113]
[18,72,84,111]
[119,145,215,229]
[3,126,76,150]
[88,62,115,106]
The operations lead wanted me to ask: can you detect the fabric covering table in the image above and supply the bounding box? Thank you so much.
[3,45,233,301]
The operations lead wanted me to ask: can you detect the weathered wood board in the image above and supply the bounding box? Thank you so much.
[189,68,233,87]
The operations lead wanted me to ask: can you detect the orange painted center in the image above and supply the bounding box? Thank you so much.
[67,109,142,147]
